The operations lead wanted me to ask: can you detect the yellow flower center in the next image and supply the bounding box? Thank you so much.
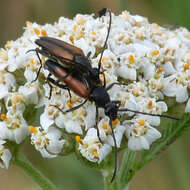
[148,100,153,108]
[34,28,40,35]
[28,125,38,134]
[152,50,159,56]
[129,55,134,64]
[112,119,119,125]
[6,41,12,46]
[75,135,83,144]
[93,151,98,158]
[41,29,47,36]
[153,24,159,30]
[1,114,6,121]
[73,25,77,31]
[102,124,108,130]
[67,101,72,108]
[30,58,35,65]
[157,67,163,73]
[184,63,189,71]
[139,119,145,126]
[69,35,74,43]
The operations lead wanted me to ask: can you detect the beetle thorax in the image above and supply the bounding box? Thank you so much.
[89,68,101,85]
[74,55,92,72]
[90,87,110,108]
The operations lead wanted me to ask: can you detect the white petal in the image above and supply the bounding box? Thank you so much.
[144,115,160,126]
[97,144,112,163]
[106,125,125,147]
[1,149,12,169]
[157,101,168,112]
[24,70,37,82]
[185,98,190,112]
[0,122,9,139]
[144,127,161,144]
[40,112,54,131]
[116,66,136,80]
[141,62,155,80]
[176,85,188,102]
[64,120,83,135]
[0,85,8,99]
[14,126,29,144]
[55,114,66,128]
[162,61,176,75]
[39,148,57,158]
[162,75,177,97]
[128,136,149,151]
[19,85,38,105]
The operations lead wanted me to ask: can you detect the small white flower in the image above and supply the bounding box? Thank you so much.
[18,83,40,105]
[0,71,16,99]
[98,117,125,147]
[5,93,26,113]
[78,128,112,163]
[30,126,65,158]
[0,110,29,144]
[124,116,161,151]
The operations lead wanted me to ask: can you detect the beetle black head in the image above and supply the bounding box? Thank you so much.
[105,102,120,121]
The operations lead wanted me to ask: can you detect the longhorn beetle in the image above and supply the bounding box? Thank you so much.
[46,58,180,183]
[27,8,111,91]
[28,9,180,183]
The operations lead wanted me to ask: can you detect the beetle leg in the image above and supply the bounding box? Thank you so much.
[86,51,91,59]
[50,99,88,114]
[106,82,128,91]
[46,73,53,99]
[47,74,72,101]
[31,49,43,82]
[95,106,103,144]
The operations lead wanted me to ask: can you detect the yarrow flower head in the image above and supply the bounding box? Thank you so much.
[0,10,189,185]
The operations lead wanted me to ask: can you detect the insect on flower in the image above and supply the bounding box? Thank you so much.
[28,8,180,183]
[27,8,111,94]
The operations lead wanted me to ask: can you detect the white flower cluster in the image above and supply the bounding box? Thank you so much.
[0,10,189,167]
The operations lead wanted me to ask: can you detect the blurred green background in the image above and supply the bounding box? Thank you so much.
[0,0,190,189]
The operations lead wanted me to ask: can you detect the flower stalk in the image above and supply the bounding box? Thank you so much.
[13,152,57,190]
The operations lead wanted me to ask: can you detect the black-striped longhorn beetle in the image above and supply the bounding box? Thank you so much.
[43,57,180,183]
[27,8,111,92]
[27,8,180,182]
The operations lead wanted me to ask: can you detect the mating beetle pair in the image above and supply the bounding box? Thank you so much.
[28,8,179,182]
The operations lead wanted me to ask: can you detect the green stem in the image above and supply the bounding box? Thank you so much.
[13,152,57,190]
[118,149,136,189]
[103,169,129,190]
[102,149,136,190]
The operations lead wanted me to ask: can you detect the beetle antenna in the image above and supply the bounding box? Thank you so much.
[98,8,112,72]
[109,119,118,183]
[118,108,180,120]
